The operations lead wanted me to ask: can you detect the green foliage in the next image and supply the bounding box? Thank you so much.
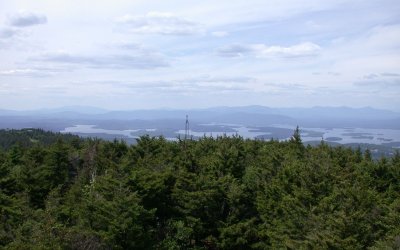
[0,128,80,150]
[0,129,399,249]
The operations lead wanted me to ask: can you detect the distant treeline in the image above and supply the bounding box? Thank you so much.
[0,128,399,249]
[0,128,79,150]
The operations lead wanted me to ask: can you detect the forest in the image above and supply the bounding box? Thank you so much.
[0,128,399,249]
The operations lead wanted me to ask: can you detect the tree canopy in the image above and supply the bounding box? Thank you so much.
[0,128,399,249]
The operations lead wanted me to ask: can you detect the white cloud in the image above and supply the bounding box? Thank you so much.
[253,42,321,57]
[322,24,400,77]
[354,78,400,88]
[116,12,204,35]
[0,0,399,110]
[0,67,66,77]
[355,72,400,90]
[211,31,228,37]
[365,25,400,50]
[32,51,169,70]
[89,75,255,95]
[113,41,143,50]
[0,68,40,76]
[217,42,321,58]
[7,11,47,27]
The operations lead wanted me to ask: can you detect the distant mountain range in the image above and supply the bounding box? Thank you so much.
[1,105,399,130]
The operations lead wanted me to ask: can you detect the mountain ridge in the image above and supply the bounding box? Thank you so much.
[1,105,399,130]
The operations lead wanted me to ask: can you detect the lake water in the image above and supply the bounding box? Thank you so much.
[176,126,269,139]
[61,125,139,138]
[61,124,400,146]
[300,127,400,144]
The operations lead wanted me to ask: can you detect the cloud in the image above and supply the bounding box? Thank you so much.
[363,73,379,79]
[365,25,400,50]
[217,44,253,57]
[155,76,255,92]
[182,75,255,84]
[0,28,21,49]
[91,75,256,95]
[116,12,204,35]
[32,51,169,69]
[0,28,19,39]
[381,72,400,77]
[65,78,251,98]
[254,42,321,57]
[211,31,229,37]
[355,76,400,88]
[111,41,160,54]
[327,72,340,76]
[0,68,46,77]
[217,42,321,58]
[114,42,143,50]
[7,11,47,27]
[0,67,68,77]
[90,76,314,98]
[363,73,400,80]
[126,81,249,94]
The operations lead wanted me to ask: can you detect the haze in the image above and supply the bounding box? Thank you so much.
[0,0,399,111]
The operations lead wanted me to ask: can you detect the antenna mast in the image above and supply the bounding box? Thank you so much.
[185,114,190,140]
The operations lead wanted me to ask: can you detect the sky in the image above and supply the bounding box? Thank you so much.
[0,0,399,111]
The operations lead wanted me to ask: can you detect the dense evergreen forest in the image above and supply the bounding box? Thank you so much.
[1,128,399,249]
[0,129,80,150]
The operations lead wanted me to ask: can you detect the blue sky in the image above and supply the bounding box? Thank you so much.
[0,0,399,110]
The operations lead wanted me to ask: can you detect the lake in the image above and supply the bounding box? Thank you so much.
[60,124,400,146]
